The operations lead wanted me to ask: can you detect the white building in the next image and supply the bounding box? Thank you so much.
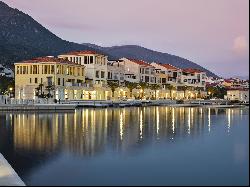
[180,68,206,90]
[151,63,181,86]
[58,51,108,86]
[107,60,125,85]
[121,58,156,84]
[226,89,249,102]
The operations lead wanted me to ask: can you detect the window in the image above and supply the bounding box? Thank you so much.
[41,78,43,83]
[101,71,105,78]
[58,78,60,85]
[22,66,26,74]
[35,78,38,83]
[30,78,32,83]
[63,78,65,86]
[17,66,20,74]
[108,72,112,79]
[77,68,80,76]
[33,65,38,74]
[51,65,55,74]
[82,68,84,76]
[96,71,99,78]
[84,56,88,64]
[57,65,60,74]
[90,56,93,64]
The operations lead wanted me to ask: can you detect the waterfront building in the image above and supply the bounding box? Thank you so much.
[121,58,156,84]
[58,51,108,86]
[107,60,125,85]
[14,57,85,100]
[180,68,207,90]
[151,62,182,87]
[226,89,249,102]
[221,79,233,88]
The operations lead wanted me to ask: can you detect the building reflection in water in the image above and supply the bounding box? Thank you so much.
[0,107,244,157]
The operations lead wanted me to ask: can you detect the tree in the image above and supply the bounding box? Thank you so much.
[45,85,55,98]
[0,76,14,95]
[124,81,138,98]
[138,82,149,99]
[107,80,119,98]
[35,83,45,98]
[164,84,176,99]
[206,86,226,99]
[150,84,161,99]
[178,85,192,99]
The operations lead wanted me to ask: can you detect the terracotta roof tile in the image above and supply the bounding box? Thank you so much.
[16,57,79,65]
[182,68,203,73]
[61,50,102,56]
[159,63,179,70]
[128,59,153,67]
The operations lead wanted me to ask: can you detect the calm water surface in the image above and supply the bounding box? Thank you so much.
[0,106,249,186]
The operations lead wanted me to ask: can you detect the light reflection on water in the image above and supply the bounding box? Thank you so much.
[0,106,249,185]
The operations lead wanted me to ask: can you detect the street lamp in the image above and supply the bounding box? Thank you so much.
[9,87,13,98]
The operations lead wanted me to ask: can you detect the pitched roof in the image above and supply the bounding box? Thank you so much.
[16,57,79,65]
[128,59,153,67]
[60,50,103,56]
[182,68,203,73]
[158,63,179,70]
[227,88,249,91]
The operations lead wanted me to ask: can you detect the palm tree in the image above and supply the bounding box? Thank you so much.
[164,84,175,99]
[45,85,55,98]
[124,81,138,98]
[35,83,44,98]
[138,82,149,99]
[107,80,119,98]
[150,84,161,99]
[178,85,193,99]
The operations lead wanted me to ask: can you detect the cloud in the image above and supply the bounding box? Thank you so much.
[233,35,248,55]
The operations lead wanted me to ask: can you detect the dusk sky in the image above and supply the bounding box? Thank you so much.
[3,0,249,78]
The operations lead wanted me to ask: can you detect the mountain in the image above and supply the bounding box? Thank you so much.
[0,1,218,77]
[0,1,110,67]
[83,44,218,77]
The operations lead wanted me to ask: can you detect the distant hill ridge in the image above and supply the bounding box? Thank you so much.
[0,1,218,77]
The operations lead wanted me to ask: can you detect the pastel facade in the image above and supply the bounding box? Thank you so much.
[14,57,85,100]
[58,51,108,86]
[226,89,249,102]
[151,63,181,86]
[121,58,156,84]
[180,69,206,89]
[107,60,125,85]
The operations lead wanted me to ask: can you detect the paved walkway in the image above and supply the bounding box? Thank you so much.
[0,153,25,186]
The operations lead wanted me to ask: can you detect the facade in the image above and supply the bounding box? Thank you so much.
[14,57,85,100]
[180,68,206,90]
[107,60,125,85]
[226,89,249,102]
[121,58,156,84]
[58,51,108,86]
[151,63,181,86]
